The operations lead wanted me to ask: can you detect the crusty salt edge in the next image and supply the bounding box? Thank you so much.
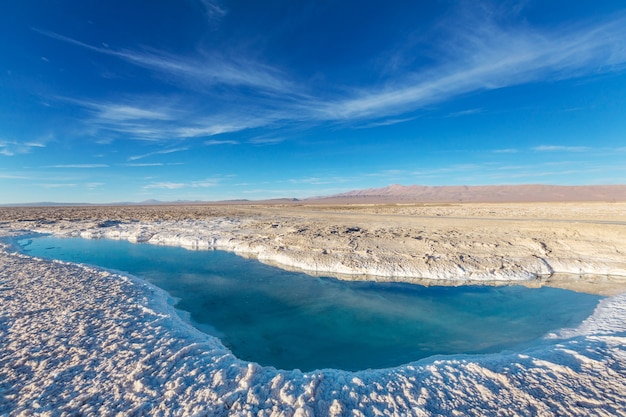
[1,224,625,415]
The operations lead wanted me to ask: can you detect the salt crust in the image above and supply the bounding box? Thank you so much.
[1,222,626,416]
[21,217,626,284]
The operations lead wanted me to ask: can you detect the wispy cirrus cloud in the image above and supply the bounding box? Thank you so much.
[0,140,46,156]
[61,95,278,142]
[308,13,626,121]
[35,6,626,142]
[92,104,174,122]
[198,0,227,20]
[34,28,295,95]
[287,176,354,185]
[56,97,182,141]
[143,182,186,190]
[365,169,409,178]
[46,164,109,168]
[191,178,221,188]
[122,162,165,167]
[174,120,261,138]
[247,136,286,145]
[0,174,34,179]
[533,145,592,152]
[143,178,220,189]
[39,183,78,188]
[355,116,420,129]
[445,108,483,118]
[128,147,188,161]
[204,139,240,146]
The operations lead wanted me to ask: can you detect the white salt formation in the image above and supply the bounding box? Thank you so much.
[21,214,626,286]
[1,234,625,416]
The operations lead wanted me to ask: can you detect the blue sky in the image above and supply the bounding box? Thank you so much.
[1,0,626,203]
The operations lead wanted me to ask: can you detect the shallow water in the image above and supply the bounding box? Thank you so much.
[19,236,601,371]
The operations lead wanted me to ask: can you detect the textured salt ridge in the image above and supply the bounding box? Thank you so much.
[25,218,626,284]
[1,226,626,415]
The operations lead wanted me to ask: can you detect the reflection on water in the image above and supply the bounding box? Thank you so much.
[19,236,602,371]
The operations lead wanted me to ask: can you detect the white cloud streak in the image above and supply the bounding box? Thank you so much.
[39,183,78,188]
[175,121,261,138]
[0,174,34,180]
[533,145,592,152]
[128,147,188,161]
[35,9,626,141]
[46,164,109,168]
[34,28,294,94]
[445,108,483,118]
[122,163,165,167]
[56,97,185,141]
[308,13,626,121]
[0,141,46,156]
[204,140,239,146]
[191,179,220,188]
[247,136,286,145]
[60,95,278,142]
[143,182,185,190]
[95,104,174,121]
[143,178,220,189]
[198,0,227,20]
[355,116,420,129]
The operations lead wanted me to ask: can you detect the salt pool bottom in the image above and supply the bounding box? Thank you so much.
[19,236,602,372]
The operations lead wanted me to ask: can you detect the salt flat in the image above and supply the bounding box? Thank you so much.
[1,202,626,415]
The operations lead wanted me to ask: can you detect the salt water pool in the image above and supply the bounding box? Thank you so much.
[18,236,601,372]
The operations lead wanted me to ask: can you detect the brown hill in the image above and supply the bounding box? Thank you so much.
[309,184,626,204]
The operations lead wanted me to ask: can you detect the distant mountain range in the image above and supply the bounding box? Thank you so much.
[308,184,626,204]
[3,184,626,207]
